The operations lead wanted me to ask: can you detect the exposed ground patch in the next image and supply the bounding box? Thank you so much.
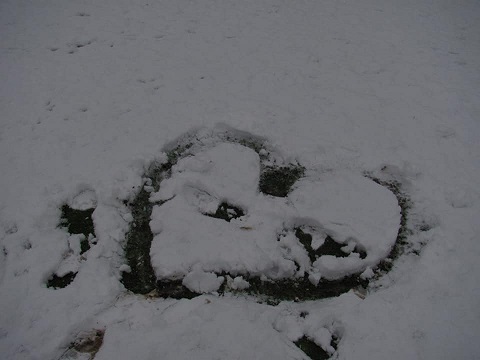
[59,205,95,254]
[149,271,365,304]
[260,165,305,197]
[242,274,365,303]
[294,228,367,262]
[121,160,174,294]
[156,279,199,299]
[294,335,337,360]
[121,186,158,294]
[205,202,245,222]
[364,175,411,274]
[47,272,77,289]
[48,204,98,289]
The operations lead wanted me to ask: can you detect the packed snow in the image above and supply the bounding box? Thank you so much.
[150,141,400,282]
[0,0,479,359]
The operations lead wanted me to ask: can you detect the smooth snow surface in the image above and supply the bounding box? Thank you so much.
[1,0,479,359]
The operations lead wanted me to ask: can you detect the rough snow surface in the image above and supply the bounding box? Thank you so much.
[290,173,401,279]
[229,276,250,290]
[0,0,479,359]
[150,145,400,281]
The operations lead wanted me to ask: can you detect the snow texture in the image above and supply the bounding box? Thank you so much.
[0,0,479,359]
[150,143,399,281]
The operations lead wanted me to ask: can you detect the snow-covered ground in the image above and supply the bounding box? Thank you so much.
[1,0,479,359]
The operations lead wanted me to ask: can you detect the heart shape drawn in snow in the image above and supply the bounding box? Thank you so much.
[121,125,406,302]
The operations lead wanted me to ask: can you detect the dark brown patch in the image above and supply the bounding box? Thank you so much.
[259,166,304,197]
[47,272,77,289]
[73,329,105,357]
[205,202,245,222]
[294,336,332,360]
[59,205,95,254]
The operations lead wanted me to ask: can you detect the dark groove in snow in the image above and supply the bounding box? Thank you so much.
[59,205,95,254]
[364,175,411,275]
[294,336,333,360]
[47,272,77,289]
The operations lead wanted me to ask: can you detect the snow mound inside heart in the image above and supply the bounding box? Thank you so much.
[149,143,401,281]
[290,173,401,279]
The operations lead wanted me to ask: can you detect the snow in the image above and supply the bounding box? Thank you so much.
[290,172,401,279]
[70,189,97,211]
[150,142,260,207]
[118,264,131,274]
[150,143,399,281]
[1,0,479,359]
[229,276,250,291]
[182,269,224,294]
[150,142,296,279]
[360,267,374,280]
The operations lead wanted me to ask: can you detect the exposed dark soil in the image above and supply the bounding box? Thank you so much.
[121,186,158,294]
[59,205,95,254]
[48,204,97,289]
[205,202,245,222]
[294,228,367,262]
[151,271,365,303]
[156,279,199,299]
[259,165,305,197]
[47,272,77,289]
[121,158,177,294]
[245,274,365,303]
[294,336,333,360]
